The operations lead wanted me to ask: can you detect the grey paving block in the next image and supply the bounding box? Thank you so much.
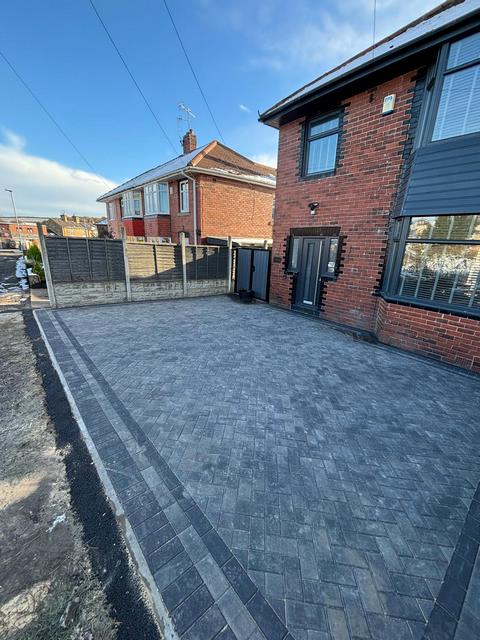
[213,627,237,640]
[302,580,342,607]
[327,607,350,640]
[202,528,233,567]
[285,600,328,632]
[340,585,370,638]
[182,604,227,640]
[379,591,425,622]
[391,573,433,599]
[161,565,203,611]
[332,545,368,569]
[246,591,287,640]
[196,555,230,600]
[154,550,193,591]
[133,511,168,540]
[179,525,209,563]
[148,536,184,573]
[229,609,257,640]
[222,557,257,604]
[139,522,176,556]
[367,613,413,640]
[265,572,284,598]
[318,562,356,586]
[171,584,214,635]
[164,501,190,534]
[354,568,383,614]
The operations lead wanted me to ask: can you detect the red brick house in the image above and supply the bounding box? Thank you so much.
[98,131,276,245]
[259,0,480,372]
[0,216,48,249]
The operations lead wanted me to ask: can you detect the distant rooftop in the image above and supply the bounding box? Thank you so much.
[260,0,480,124]
[0,216,47,224]
[98,140,276,201]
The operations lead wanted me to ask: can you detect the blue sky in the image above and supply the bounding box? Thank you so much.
[0,0,439,217]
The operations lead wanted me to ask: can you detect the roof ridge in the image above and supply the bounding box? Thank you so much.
[106,143,210,193]
[190,140,218,167]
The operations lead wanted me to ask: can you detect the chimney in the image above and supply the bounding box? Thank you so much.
[182,129,197,154]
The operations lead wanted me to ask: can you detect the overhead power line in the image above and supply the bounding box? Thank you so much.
[162,0,225,143]
[88,0,177,154]
[0,48,110,185]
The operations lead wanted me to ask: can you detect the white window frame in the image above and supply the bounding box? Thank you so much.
[144,182,169,215]
[121,191,143,218]
[179,180,189,213]
[107,201,116,220]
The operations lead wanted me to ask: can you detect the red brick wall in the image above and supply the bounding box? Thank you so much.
[376,299,480,373]
[271,71,416,331]
[197,174,273,242]
[170,179,195,243]
[106,199,122,238]
[144,215,171,238]
[122,217,145,236]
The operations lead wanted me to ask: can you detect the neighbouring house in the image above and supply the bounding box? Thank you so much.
[97,130,276,245]
[46,214,99,238]
[259,0,480,372]
[0,216,48,249]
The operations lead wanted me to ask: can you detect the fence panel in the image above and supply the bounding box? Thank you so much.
[185,246,229,280]
[128,242,183,281]
[45,237,125,283]
[155,244,183,281]
[127,243,156,278]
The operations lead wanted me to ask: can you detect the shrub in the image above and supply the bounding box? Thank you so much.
[26,244,42,263]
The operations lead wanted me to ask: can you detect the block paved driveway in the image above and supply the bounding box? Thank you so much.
[36,297,480,640]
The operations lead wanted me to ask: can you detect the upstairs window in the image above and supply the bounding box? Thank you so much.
[145,182,169,215]
[432,31,480,141]
[121,191,142,217]
[107,202,116,220]
[179,180,189,213]
[304,114,340,176]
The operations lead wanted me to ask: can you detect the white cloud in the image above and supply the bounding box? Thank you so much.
[0,128,115,218]
[251,152,277,168]
[239,104,251,113]
[224,0,443,73]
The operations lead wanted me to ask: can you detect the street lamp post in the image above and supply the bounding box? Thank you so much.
[4,188,24,250]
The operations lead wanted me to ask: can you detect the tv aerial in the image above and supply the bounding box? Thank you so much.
[177,102,196,130]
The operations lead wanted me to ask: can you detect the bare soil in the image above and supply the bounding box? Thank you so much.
[0,312,117,640]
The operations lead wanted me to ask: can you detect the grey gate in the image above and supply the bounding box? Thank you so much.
[235,248,271,301]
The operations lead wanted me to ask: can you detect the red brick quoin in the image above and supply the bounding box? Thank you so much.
[269,69,480,373]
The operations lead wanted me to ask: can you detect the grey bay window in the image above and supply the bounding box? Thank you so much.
[303,114,340,176]
[384,215,480,314]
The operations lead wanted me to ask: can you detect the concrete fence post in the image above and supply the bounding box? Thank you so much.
[121,227,132,302]
[180,232,187,296]
[227,236,233,294]
[37,222,57,308]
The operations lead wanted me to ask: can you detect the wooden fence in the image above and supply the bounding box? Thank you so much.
[39,229,232,308]
[44,237,125,283]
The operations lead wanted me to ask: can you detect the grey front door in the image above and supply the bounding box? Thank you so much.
[294,238,322,310]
